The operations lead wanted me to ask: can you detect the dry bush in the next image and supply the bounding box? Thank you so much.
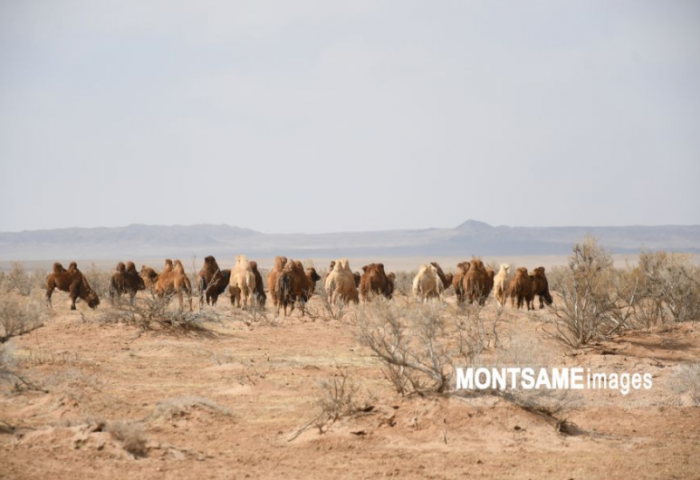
[356,298,486,395]
[393,270,417,297]
[0,341,44,394]
[308,282,350,322]
[0,296,47,343]
[670,363,700,406]
[289,366,374,439]
[147,396,231,421]
[546,265,569,292]
[635,251,700,325]
[108,421,148,457]
[314,365,365,428]
[31,268,48,290]
[97,296,218,333]
[0,342,18,387]
[546,237,638,348]
[547,238,700,348]
[229,302,271,326]
[84,264,112,298]
[5,262,33,296]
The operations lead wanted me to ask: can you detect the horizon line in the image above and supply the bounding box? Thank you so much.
[2,220,700,236]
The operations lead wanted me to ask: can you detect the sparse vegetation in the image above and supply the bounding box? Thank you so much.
[97,295,218,333]
[0,296,47,343]
[546,238,700,348]
[84,263,112,298]
[635,251,700,325]
[393,270,416,297]
[6,262,33,296]
[356,299,486,395]
[314,365,364,430]
[308,283,350,322]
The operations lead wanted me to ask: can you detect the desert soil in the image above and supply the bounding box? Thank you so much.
[1,290,699,479]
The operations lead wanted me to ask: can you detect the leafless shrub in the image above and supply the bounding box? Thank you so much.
[308,283,350,322]
[97,296,217,334]
[147,396,231,421]
[670,363,700,406]
[314,365,373,433]
[0,342,17,386]
[546,239,700,347]
[231,303,270,326]
[546,265,569,292]
[85,264,111,298]
[6,262,33,296]
[287,366,374,439]
[314,365,363,427]
[0,341,45,394]
[546,237,638,348]
[0,296,47,343]
[108,421,148,457]
[356,299,485,395]
[635,251,700,325]
[31,268,48,288]
[393,270,417,297]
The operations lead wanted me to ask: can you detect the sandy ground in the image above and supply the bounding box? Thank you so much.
[1,288,699,479]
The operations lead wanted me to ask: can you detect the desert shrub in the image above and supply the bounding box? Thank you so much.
[670,363,700,406]
[0,296,47,343]
[231,302,271,326]
[546,237,639,348]
[308,281,350,322]
[97,296,217,333]
[30,268,48,292]
[393,270,416,297]
[108,421,148,457]
[635,251,700,324]
[288,366,374,439]
[84,264,111,298]
[356,299,486,395]
[0,342,17,385]
[315,365,363,425]
[0,341,43,393]
[546,265,569,292]
[6,262,32,296]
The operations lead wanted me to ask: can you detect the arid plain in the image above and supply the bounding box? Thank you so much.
[1,253,699,479]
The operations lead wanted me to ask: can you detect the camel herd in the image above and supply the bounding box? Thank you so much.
[44,256,553,314]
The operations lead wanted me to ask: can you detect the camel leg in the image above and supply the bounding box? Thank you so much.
[46,285,55,308]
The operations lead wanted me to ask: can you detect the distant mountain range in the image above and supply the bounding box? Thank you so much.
[0,221,698,260]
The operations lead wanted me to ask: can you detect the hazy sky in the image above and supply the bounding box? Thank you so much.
[1,1,699,234]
